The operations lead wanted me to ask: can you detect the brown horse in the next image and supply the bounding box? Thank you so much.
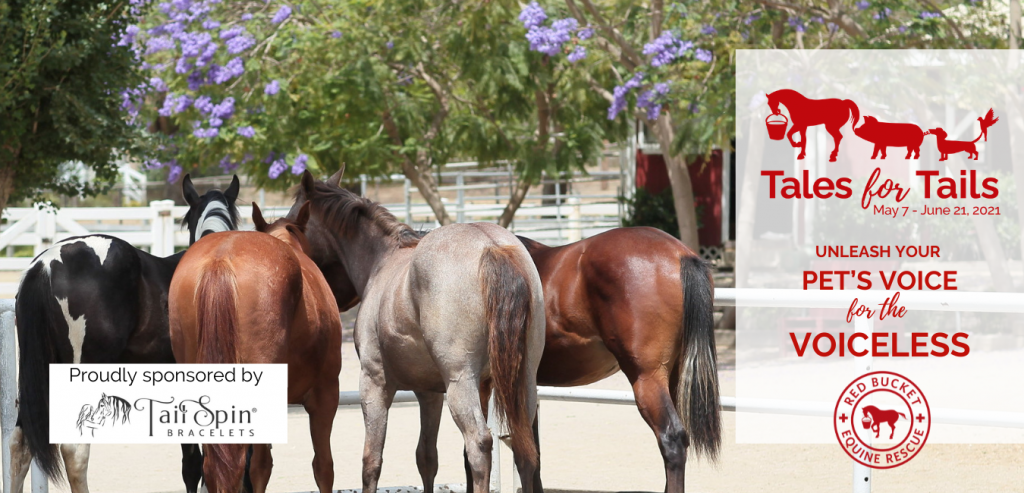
[508,228,720,493]
[168,202,341,493]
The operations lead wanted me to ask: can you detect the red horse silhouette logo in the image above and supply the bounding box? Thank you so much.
[860,405,906,440]
[767,89,860,162]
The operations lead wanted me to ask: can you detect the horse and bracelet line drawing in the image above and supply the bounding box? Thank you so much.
[765,89,999,162]
[76,394,132,437]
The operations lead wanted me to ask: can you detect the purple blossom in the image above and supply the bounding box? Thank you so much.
[898,25,908,33]
[146,35,176,54]
[241,13,253,21]
[625,71,645,89]
[159,94,193,116]
[291,154,308,174]
[578,28,593,40]
[193,127,219,139]
[225,57,245,77]
[202,20,221,30]
[518,2,547,30]
[220,155,238,173]
[744,13,760,25]
[149,76,168,92]
[331,30,342,38]
[196,41,218,67]
[237,125,256,138]
[220,26,244,40]
[386,40,394,49]
[607,72,644,120]
[856,1,870,10]
[118,25,140,47]
[810,16,823,24]
[525,18,576,56]
[689,102,700,114]
[269,158,288,178]
[194,95,214,114]
[167,163,183,183]
[920,11,940,19]
[226,35,255,54]
[265,80,280,95]
[271,5,292,24]
[636,89,662,120]
[643,31,692,67]
[788,17,805,32]
[695,48,712,63]
[653,82,670,95]
[176,57,194,74]
[187,69,206,90]
[211,97,235,119]
[209,117,223,127]
[567,46,586,63]
[179,31,212,57]
[701,25,717,35]
[874,8,892,20]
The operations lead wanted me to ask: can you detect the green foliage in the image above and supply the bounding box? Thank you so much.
[0,0,144,206]
[621,186,703,238]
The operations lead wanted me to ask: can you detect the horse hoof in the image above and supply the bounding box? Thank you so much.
[829,157,837,162]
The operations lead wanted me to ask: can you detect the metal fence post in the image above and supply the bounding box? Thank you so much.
[404,179,412,225]
[456,172,465,223]
[567,197,581,243]
[2,300,16,493]
[150,200,176,257]
[853,315,873,493]
[34,208,56,257]
[31,462,46,493]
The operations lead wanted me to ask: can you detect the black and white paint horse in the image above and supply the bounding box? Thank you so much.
[11,174,240,493]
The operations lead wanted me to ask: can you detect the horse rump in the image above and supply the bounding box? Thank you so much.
[677,255,721,461]
[479,246,538,462]
[15,264,66,481]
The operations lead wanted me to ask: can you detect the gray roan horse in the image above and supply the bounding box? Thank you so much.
[287,169,545,493]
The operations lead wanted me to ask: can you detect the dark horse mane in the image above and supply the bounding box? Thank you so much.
[299,181,421,248]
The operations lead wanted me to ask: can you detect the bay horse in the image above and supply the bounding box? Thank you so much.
[286,169,544,493]
[167,201,342,493]
[767,88,860,161]
[12,174,240,493]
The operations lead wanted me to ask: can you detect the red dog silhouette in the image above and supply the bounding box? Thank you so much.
[861,405,906,439]
[854,116,925,160]
[926,108,998,161]
[767,89,860,162]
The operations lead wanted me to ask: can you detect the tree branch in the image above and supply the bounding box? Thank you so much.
[573,0,644,69]
[917,0,971,47]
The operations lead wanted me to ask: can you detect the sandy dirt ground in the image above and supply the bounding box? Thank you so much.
[17,342,1024,493]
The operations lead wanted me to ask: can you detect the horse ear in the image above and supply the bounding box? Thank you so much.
[300,170,317,197]
[295,201,311,228]
[225,175,241,205]
[251,202,269,232]
[326,164,345,188]
[182,174,199,207]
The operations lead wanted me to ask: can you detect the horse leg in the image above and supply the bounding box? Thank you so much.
[786,125,801,148]
[414,391,444,493]
[447,379,492,493]
[827,126,842,161]
[628,370,688,493]
[889,423,896,440]
[360,372,396,493]
[60,443,91,493]
[9,426,33,493]
[532,411,543,493]
[181,444,204,493]
[305,380,338,493]
[249,444,273,493]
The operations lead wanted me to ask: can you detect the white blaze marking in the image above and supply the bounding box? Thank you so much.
[58,298,87,364]
[29,236,113,275]
[196,201,231,235]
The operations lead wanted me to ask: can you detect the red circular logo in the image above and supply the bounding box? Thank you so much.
[833,371,930,469]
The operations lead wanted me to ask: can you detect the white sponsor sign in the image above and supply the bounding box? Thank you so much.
[49,364,288,444]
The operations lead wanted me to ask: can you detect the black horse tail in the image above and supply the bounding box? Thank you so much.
[846,99,860,128]
[676,255,721,461]
[16,264,67,482]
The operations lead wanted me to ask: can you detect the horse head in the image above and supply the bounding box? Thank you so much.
[766,91,781,115]
[253,202,313,256]
[182,174,242,244]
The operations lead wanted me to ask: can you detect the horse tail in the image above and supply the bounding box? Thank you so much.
[15,264,67,481]
[846,99,860,128]
[194,258,244,490]
[898,412,908,420]
[195,258,238,364]
[480,245,538,462]
[676,255,721,461]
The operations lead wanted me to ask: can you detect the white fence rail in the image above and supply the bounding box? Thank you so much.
[4,289,1024,492]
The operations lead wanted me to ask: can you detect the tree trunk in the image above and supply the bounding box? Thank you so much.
[498,176,533,227]
[1011,0,1021,49]
[401,158,452,226]
[648,113,701,251]
[0,166,16,216]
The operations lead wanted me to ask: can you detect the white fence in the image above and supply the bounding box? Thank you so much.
[4,289,1024,493]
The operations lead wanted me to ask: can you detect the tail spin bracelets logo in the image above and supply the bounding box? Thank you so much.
[50,364,288,444]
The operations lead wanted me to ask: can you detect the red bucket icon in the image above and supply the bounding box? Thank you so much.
[766,113,788,140]
[861,416,873,430]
